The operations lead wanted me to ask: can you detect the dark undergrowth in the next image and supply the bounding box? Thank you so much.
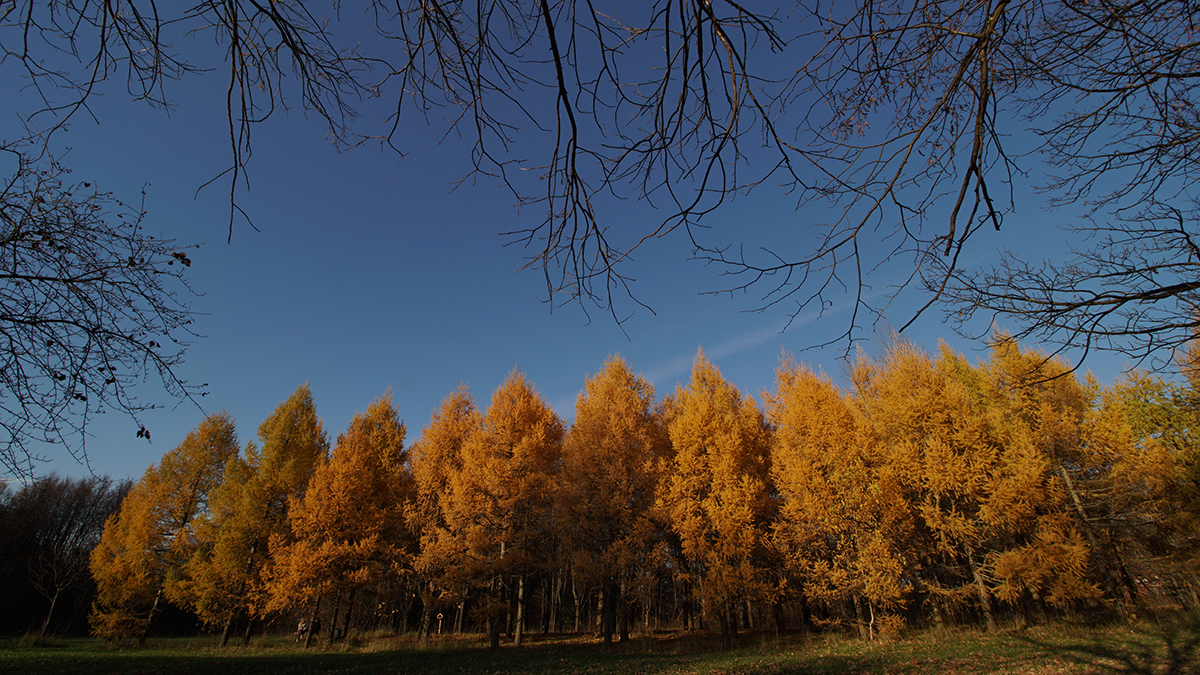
[1,613,1195,675]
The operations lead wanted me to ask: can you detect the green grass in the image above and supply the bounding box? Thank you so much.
[1,615,1196,675]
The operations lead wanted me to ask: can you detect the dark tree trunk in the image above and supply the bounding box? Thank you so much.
[513,575,526,645]
[717,609,732,650]
[220,608,242,647]
[618,578,629,643]
[600,577,616,646]
[241,614,258,646]
[139,587,162,646]
[304,596,322,648]
[968,553,997,634]
[341,586,357,640]
[418,583,435,644]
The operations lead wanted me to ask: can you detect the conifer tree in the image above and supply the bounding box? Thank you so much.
[661,351,772,649]
[854,339,1096,633]
[266,393,414,641]
[179,384,328,644]
[89,412,238,641]
[175,452,254,634]
[407,386,483,641]
[559,356,670,645]
[442,370,563,648]
[767,360,911,639]
[977,338,1105,613]
[1082,373,1200,608]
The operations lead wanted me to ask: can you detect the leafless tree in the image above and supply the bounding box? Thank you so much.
[1,143,202,476]
[3,0,1198,369]
[0,474,130,635]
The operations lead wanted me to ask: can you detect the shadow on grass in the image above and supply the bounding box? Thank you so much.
[0,633,929,675]
[1017,614,1199,675]
[4,617,1197,675]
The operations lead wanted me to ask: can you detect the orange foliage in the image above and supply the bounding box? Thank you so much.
[267,393,413,612]
[661,351,772,647]
[89,412,238,640]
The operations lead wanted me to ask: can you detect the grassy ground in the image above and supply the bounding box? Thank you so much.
[1,615,1196,675]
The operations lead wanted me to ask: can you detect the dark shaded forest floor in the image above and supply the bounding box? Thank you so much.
[2,614,1196,675]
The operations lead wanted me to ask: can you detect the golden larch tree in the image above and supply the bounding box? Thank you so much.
[854,339,1096,633]
[976,337,1101,614]
[1081,372,1200,609]
[267,392,414,643]
[661,350,773,649]
[441,370,563,649]
[89,411,238,641]
[178,384,328,644]
[767,359,912,639]
[559,356,670,645]
[407,386,483,641]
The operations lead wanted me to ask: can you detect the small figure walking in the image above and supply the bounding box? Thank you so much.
[296,618,308,643]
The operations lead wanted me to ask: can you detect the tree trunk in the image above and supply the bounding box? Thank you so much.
[38,590,60,639]
[541,575,550,635]
[220,611,237,647]
[1060,466,1139,609]
[549,569,562,634]
[328,589,342,641]
[596,585,604,635]
[341,586,357,640]
[489,564,501,650]
[139,587,163,646]
[241,614,257,646]
[600,577,616,646]
[513,575,526,645]
[680,579,691,630]
[867,599,876,641]
[399,585,415,634]
[505,583,514,640]
[304,596,322,648]
[717,608,732,650]
[968,552,997,634]
[418,583,435,644]
[572,570,583,633]
[618,578,629,643]
[488,615,501,650]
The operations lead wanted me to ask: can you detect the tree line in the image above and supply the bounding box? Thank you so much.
[74,337,1199,647]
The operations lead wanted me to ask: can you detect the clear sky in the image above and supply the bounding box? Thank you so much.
[1,11,1136,483]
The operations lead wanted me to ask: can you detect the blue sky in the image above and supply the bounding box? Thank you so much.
[2,13,1135,482]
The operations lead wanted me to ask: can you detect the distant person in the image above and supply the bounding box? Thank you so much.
[296,619,308,642]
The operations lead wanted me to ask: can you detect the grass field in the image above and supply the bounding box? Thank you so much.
[2,615,1196,675]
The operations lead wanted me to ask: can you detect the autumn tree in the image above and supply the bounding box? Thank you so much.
[974,337,1137,613]
[177,384,328,645]
[853,339,1096,633]
[88,411,238,641]
[559,356,670,645]
[267,393,414,643]
[407,386,483,642]
[441,371,563,648]
[767,360,912,639]
[661,351,773,649]
[973,341,1102,619]
[1081,373,1200,608]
